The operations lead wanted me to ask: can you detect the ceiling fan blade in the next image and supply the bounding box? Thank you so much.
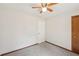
[32,7,41,8]
[45,3,47,7]
[48,3,58,7]
[47,8,53,12]
[41,3,45,7]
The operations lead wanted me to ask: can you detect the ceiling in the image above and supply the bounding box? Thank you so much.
[0,3,79,18]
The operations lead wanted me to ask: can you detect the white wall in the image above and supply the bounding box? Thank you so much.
[46,10,79,50]
[37,19,45,43]
[0,4,45,55]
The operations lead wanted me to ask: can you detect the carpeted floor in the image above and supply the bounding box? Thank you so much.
[3,42,79,56]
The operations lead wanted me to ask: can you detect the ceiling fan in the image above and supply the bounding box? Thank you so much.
[32,3,58,13]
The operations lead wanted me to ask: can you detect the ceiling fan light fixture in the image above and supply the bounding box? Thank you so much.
[32,3,58,13]
[42,7,47,12]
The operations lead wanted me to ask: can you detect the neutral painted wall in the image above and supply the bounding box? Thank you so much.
[0,4,45,55]
[37,19,45,43]
[46,10,79,50]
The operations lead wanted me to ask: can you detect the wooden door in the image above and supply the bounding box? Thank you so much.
[72,15,79,53]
